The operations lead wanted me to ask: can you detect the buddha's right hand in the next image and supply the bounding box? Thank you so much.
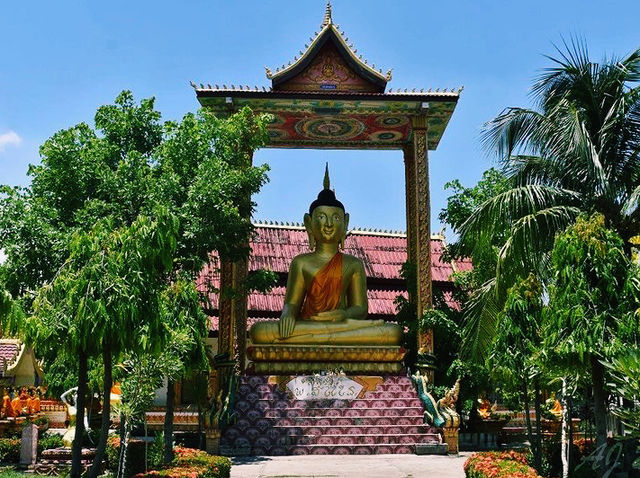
[279,315,296,339]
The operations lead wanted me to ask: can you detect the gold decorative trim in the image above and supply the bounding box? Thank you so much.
[250,361,404,374]
[247,345,406,363]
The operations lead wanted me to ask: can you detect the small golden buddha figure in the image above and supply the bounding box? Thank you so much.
[11,388,25,416]
[549,397,563,420]
[250,166,402,346]
[26,388,40,414]
[1,388,14,419]
[477,395,496,420]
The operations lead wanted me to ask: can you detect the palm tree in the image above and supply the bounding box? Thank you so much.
[459,40,640,360]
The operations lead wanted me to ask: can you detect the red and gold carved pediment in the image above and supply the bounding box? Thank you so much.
[277,43,380,93]
[267,5,389,94]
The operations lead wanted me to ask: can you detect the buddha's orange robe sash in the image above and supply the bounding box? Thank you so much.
[300,252,343,319]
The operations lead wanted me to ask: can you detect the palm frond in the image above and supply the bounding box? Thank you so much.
[459,185,580,245]
[482,107,547,160]
[615,47,640,83]
[504,155,564,187]
[460,278,501,361]
[496,205,582,289]
[534,37,596,111]
[622,185,640,216]
[617,87,640,188]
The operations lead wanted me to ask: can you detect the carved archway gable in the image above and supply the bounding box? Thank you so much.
[272,27,386,92]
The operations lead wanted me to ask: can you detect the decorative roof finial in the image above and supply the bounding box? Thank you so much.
[323,162,330,190]
[321,1,332,28]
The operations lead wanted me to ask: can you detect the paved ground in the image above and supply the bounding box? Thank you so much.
[230,453,471,478]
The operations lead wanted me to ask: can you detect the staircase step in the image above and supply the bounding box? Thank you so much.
[239,390,417,400]
[224,433,440,448]
[237,398,423,411]
[270,424,435,435]
[279,444,418,455]
[271,416,425,427]
[259,406,424,418]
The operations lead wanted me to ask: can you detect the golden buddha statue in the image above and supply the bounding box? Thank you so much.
[250,166,402,347]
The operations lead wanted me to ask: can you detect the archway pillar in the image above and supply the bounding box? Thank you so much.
[405,115,435,381]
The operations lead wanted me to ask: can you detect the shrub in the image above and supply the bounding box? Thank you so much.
[33,416,49,427]
[147,432,164,470]
[0,438,21,463]
[106,434,121,471]
[104,434,168,475]
[38,432,64,455]
[134,446,231,478]
[464,451,542,478]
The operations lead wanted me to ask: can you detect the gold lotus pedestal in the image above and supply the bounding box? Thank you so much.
[247,345,406,375]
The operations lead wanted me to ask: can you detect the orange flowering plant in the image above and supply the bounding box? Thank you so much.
[134,446,231,478]
[464,451,542,478]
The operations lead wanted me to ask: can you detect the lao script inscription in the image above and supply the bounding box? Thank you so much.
[286,375,363,400]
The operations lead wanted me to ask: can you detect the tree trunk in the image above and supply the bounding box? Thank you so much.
[90,345,113,478]
[118,410,125,454]
[144,418,148,471]
[567,393,573,474]
[197,401,204,450]
[522,379,534,453]
[117,422,129,478]
[533,377,543,472]
[561,379,569,478]
[591,355,608,477]
[163,378,175,464]
[71,349,89,478]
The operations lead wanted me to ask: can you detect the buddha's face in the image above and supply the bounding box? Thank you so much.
[304,206,349,245]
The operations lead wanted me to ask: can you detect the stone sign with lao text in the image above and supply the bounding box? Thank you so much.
[286,375,363,400]
[20,423,38,465]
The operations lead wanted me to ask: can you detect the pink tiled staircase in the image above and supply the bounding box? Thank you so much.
[220,375,445,455]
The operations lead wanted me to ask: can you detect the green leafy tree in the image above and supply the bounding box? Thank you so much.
[156,280,209,464]
[604,349,640,437]
[0,289,10,318]
[543,214,640,476]
[28,212,178,477]
[151,107,270,464]
[0,91,273,477]
[458,43,640,360]
[0,289,20,324]
[439,168,511,288]
[439,168,511,369]
[489,274,544,471]
[603,348,640,474]
[115,285,205,477]
[394,261,464,383]
[437,168,509,404]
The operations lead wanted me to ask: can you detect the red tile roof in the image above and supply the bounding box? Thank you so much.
[0,341,21,374]
[225,225,468,281]
[202,286,406,316]
[197,224,470,330]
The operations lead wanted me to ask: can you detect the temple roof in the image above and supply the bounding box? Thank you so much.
[0,340,20,375]
[0,339,43,379]
[196,223,471,332]
[266,2,390,92]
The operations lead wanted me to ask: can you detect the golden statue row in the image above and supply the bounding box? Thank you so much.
[248,165,404,373]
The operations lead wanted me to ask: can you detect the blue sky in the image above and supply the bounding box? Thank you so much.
[1,0,639,236]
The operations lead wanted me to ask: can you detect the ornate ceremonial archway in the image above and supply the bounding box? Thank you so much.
[193,2,460,451]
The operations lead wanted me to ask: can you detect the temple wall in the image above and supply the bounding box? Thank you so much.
[12,348,41,387]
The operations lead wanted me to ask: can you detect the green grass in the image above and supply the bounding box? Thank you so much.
[0,470,35,478]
